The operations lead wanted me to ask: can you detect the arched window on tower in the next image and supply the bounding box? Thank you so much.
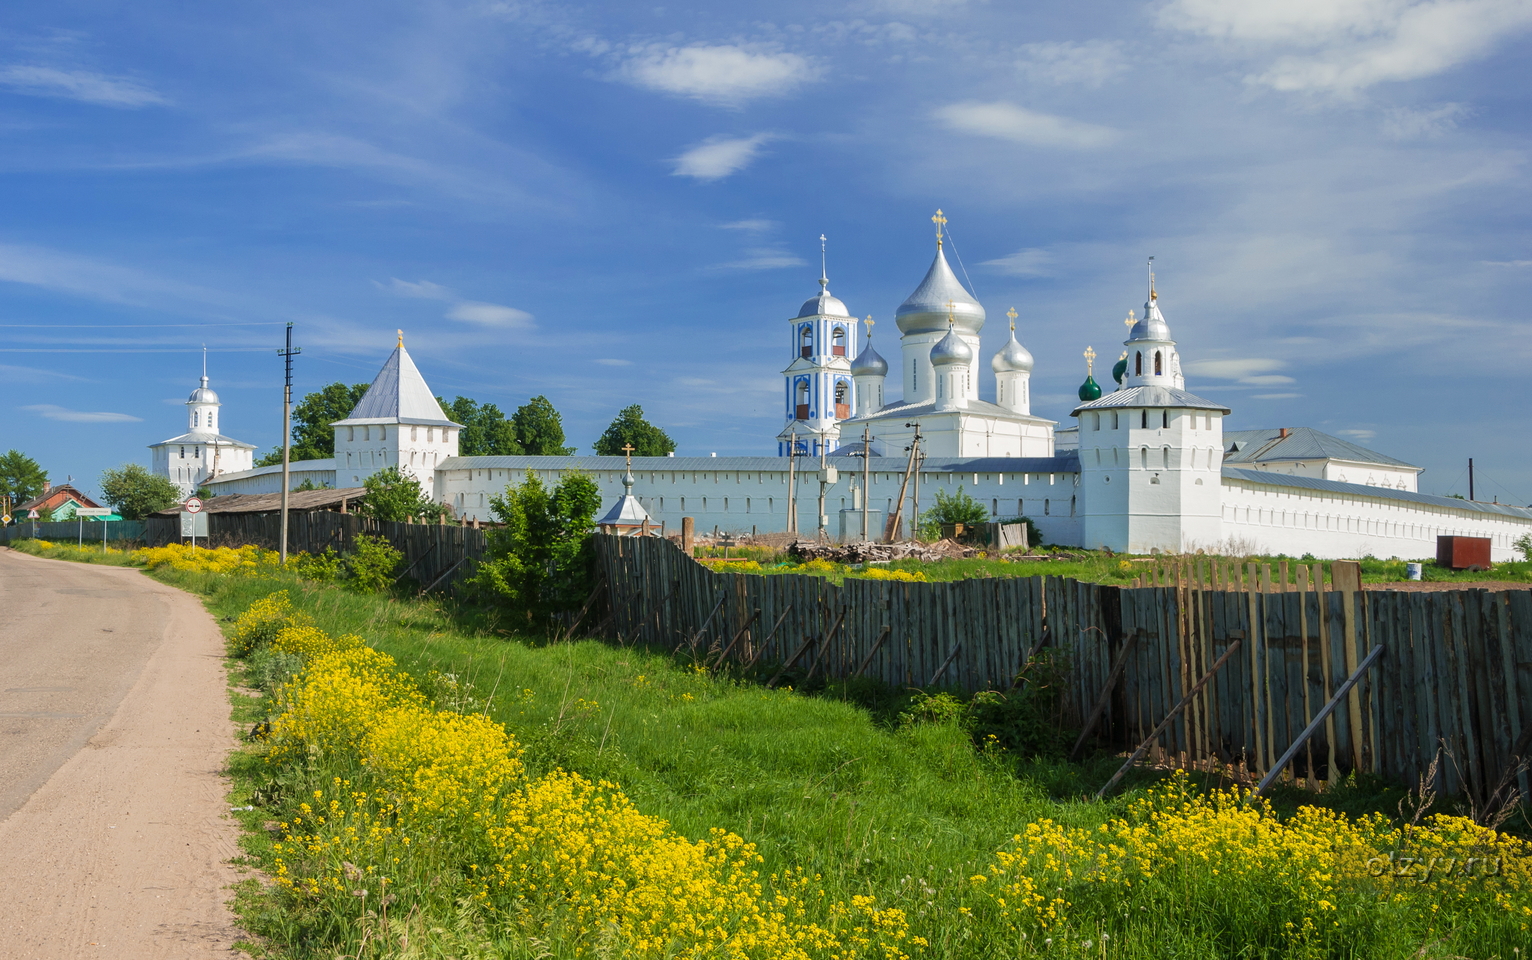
[1155,351,1163,375]
[831,326,846,356]
[795,379,810,420]
[193,411,199,428]
[833,381,850,419]
[1135,351,1143,375]
[800,324,813,359]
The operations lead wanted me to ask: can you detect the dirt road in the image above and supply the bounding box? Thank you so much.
[0,549,242,958]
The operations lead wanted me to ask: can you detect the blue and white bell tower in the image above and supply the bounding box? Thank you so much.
[777,238,858,457]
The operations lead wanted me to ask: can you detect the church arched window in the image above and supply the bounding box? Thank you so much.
[1155,351,1163,375]
[1135,352,1142,375]
[193,412,199,428]
[831,326,846,356]
[1092,413,1100,431]
[1140,447,1148,469]
[800,324,813,359]
[795,379,810,420]
[1141,409,1149,429]
[1162,410,1169,428]
[833,381,849,418]
[1162,446,1170,468]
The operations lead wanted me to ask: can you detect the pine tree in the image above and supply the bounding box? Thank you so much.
[0,449,48,510]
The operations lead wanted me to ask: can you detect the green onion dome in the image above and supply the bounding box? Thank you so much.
[1078,375,1102,402]
[1112,356,1129,385]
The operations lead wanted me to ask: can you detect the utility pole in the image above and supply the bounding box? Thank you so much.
[888,423,922,542]
[909,423,923,540]
[786,428,798,536]
[1468,458,1475,502]
[816,439,837,542]
[862,426,872,542]
[277,323,301,564]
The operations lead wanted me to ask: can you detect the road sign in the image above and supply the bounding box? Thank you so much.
[75,507,113,518]
[184,497,204,514]
[27,509,39,519]
[180,510,208,538]
[0,514,10,525]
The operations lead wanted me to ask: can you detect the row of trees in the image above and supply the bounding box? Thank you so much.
[255,384,678,466]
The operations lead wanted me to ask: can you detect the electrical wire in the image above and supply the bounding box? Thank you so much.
[940,225,980,300]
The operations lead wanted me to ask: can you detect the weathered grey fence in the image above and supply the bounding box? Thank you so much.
[594,534,1532,806]
[141,512,487,590]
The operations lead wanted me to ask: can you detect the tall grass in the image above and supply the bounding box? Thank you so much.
[142,565,1532,959]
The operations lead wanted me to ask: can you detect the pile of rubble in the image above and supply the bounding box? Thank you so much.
[785,539,976,564]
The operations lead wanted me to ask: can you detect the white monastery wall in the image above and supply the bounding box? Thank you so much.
[1218,474,1532,561]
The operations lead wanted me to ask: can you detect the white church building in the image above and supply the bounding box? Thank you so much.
[150,357,256,496]
[198,216,1532,561]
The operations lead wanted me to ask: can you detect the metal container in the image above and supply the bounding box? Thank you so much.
[1406,562,1422,581]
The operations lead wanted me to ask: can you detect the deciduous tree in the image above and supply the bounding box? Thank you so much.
[593,405,675,457]
[99,464,182,519]
[0,450,48,510]
[511,395,575,455]
[441,397,522,456]
[469,469,600,627]
[256,382,370,466]
[356,466,451,523]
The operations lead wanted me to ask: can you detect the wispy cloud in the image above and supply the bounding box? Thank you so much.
[0,65,167,107]
[1250,392,1304,399]
[1483,259,1532,267]
[595,358,632,366]
[673,134,774,180]
[934,102,1118,148]
[378,277,453,300]
[621,44,819,107]
[982,247,1056,277]
[721,218,779,233]
[0,243,224,310]
[716,248,809,271]
[1382,103,1471,139]
[1185,357,1296,385]
[23,403,141,423]
[1161,0,1532,96]
[0,363,87,383]
[1336,427,1378,440]
[1017,40,1128,87]
[446,301,535,328]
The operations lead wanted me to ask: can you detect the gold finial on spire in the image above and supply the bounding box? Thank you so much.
[863,315,875,336]
[932,208,947,249]
[397,329,404,347]
[946,300,956,326]
[621,442,635,470]
[1084,345,1096,375]
[1006,306,1018,332]
[1148,255,1156,301]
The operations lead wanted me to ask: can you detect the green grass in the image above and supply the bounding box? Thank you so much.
[5,537,146,566]
[132,564,1532,959]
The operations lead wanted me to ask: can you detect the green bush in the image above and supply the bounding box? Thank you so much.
[348,533,401,592]
[1516,533,1532,562]
[249,647,304,694]
[357,466,451,523]
[917,485,990,539]
[292,546,345,583]
[469,469,601,628]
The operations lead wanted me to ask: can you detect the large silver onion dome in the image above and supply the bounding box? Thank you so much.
[850,339,888,377]
[991,329,1034,373]
[930,327,974,367]
[187,376,219,404]
[1127,298,1172,341]
[896,247,985,335]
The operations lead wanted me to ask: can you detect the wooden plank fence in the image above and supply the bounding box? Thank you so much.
[595,534,1532,805]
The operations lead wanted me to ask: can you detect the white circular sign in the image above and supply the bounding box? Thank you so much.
[184,497,204,514]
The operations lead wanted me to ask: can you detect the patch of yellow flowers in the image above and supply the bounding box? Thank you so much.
[971,773,1530,950]
[138,541,286,574]
[247,591,912,959]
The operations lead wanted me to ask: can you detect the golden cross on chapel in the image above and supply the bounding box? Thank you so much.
[1006,306,1018,331]
[931,208,947,248]
[863,315,875,336]
[1124,310,1135,332]
[621,443,635,469]
[945,300,956,326]
[1084,345,1096,375]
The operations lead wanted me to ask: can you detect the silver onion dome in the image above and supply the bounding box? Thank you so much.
[187,376,220,405]
[850,339,888,377]
[991,329,1034,373]
[797,277,851,319]
[1127,298,1172,342]
[896,247,985,335]
[930,327,974,367]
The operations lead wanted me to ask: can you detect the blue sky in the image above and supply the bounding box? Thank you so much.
[1,0,1529,505]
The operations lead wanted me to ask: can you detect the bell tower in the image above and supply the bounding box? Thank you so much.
[777,237,856,458]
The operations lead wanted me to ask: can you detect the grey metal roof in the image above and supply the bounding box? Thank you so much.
[1071,384,1231,416]
[203,458,337,482]
[439,454,1080,474]
[1223,427,1417,470]
[333,343,457,427]
[991,329,1034,373]
[844,397,1057,425]
[1222,467,1532,519]
[598,494,654,526]
[150,432,257,449]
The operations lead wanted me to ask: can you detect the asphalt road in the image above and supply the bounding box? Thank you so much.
[0,548,241,958]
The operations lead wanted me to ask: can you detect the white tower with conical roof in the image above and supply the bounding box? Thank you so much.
[777,238,857,458]
[331,332,462,495]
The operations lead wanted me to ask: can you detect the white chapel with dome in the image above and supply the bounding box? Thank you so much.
[194,211,1532,561]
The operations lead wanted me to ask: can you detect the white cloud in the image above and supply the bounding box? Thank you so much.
[23,404,141,423]
[446,301,535,328]
[1161,0,1532,96]
[595,358,632,366]
[1382,103,1471,138]
[673,134,773,180]
[621,45,818,106]
[716,248,809,271]
[1483,259,1532,266]
[1250,392,1304,399]
[721,219,779,232]
[934,102,1118,148]
[380,277,454,300]
[0,65,167,107]
[982,247,1056,276]
[1336,427,1378,439]
[1017,40,1128,87]
[1184,357,1296,385]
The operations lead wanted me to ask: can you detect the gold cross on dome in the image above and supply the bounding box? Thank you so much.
[945,301,956,326]
[1124,310,1135,331]
[621,443,635,469]
[864,315,875,336]
[1084,345,1096,375]
[931,208,947,247]
[1006,307,1018,331]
